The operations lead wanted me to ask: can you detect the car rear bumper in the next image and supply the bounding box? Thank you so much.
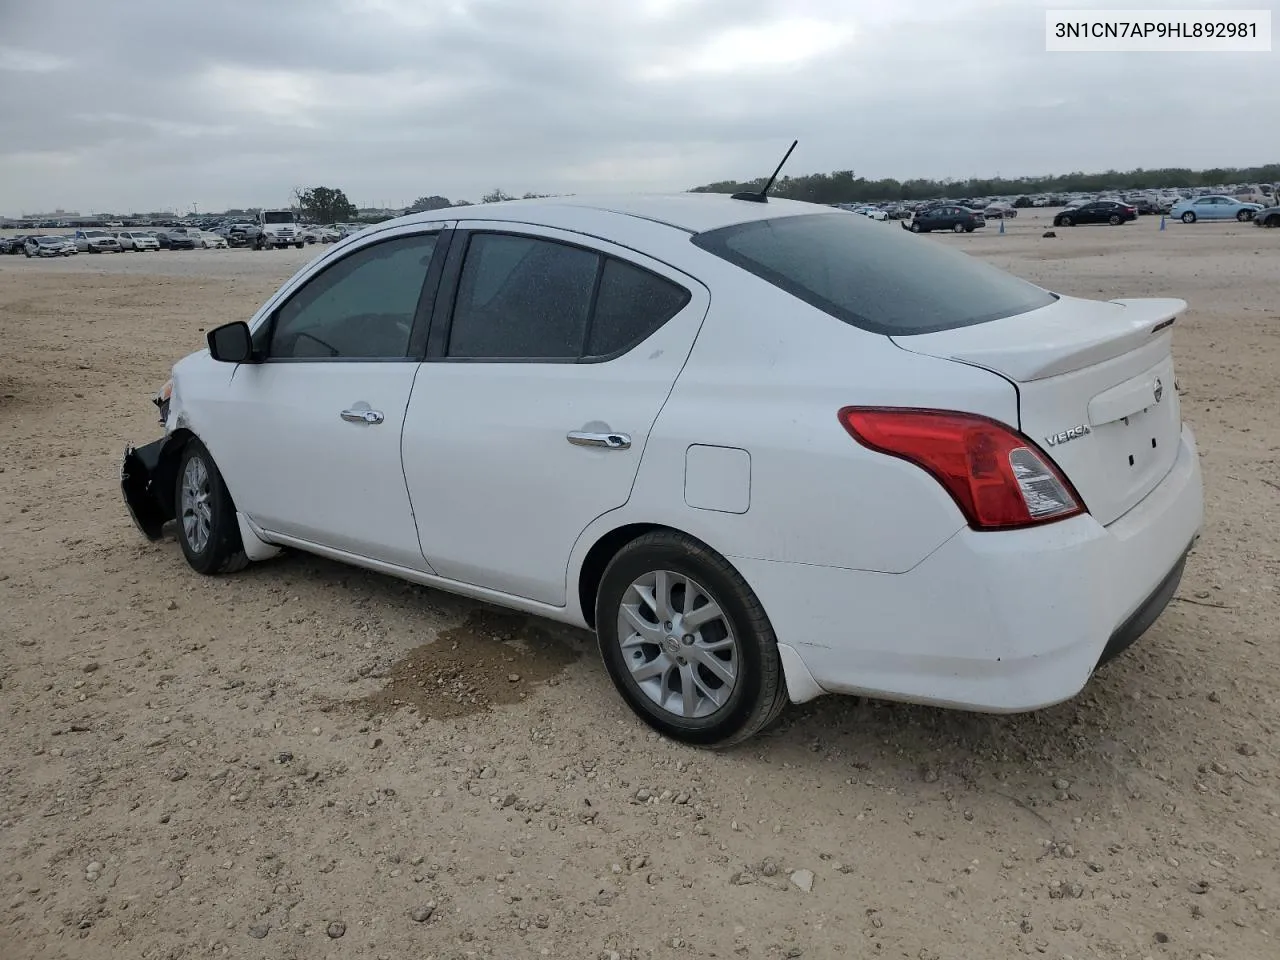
[738,423,1204,712]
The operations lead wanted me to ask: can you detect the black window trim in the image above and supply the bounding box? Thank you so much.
[254,226,453,364]
[424,227,693,365]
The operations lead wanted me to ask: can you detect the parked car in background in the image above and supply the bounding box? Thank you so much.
[116,231,160,251]
[1170,196,1261,223]
[983,203,1017,219]
[74,229,122,253]
[1253,205,1280,228]
[905,205,985,233]
[1124,197,1159,215]
[2,235,30,254]
[157,228,198,250]
[1053,200,1137,227]
[25,236,75,257]
[199,231,229,249]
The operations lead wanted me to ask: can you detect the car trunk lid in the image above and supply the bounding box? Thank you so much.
[891,295,1185,526]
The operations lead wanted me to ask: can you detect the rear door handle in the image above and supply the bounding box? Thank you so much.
[567,431,631,450]
[341,408,384,425]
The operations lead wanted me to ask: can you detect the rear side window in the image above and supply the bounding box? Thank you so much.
[692,212,1055,335]
[447,234,598,359]
[444,233,692,361]
[586,258,690,358]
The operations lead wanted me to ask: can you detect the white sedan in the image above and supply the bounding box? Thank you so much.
[120,194,1204,746]
[116,231,160,251]
[198,231,229,249]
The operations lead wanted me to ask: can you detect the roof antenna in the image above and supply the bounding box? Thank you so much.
[731,139,798,203]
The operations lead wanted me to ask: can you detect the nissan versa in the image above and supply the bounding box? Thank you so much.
[120,194,1204,746]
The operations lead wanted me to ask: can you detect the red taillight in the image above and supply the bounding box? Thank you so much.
[837,407,1086,530]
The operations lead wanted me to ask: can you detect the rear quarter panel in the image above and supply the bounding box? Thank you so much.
[566,250,1023,604]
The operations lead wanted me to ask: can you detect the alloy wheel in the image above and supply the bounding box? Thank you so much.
[616,570,739,720]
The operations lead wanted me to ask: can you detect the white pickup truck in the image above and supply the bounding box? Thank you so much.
[254,209,305,250]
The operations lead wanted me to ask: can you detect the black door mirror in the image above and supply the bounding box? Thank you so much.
[207,321,256,364]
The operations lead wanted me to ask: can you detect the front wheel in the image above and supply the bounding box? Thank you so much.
[910,222,922,233]
[1182,212,1196,224]
[1059,215,1073,227]
[1109,214,1122,225]
[595,531,788,747]
[1237,210,1253,222]
[952,222,965,233]
[295,242,304,249]
[175,439,249,575]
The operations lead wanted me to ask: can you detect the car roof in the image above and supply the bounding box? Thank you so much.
[393,193,831,235]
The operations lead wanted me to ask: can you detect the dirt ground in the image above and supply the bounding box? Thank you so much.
[1,210,1277,960]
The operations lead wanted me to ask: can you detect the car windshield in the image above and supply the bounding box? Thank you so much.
[691,212,1056,336]
[262,212,294,224]
[37,237,58,245]
[85,231,107,237]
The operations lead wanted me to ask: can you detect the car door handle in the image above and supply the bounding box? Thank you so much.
[340,408,384,425]
[567,431,631,450]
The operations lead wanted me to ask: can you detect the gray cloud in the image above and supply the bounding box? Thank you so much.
[1,0,1276,214]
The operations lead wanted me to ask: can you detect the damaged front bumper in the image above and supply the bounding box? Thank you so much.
[121,438,176,541]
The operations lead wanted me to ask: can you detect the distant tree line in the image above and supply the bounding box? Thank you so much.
[688,163,1280,205]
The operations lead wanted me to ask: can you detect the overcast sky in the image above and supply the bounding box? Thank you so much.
[1,0,1276,214]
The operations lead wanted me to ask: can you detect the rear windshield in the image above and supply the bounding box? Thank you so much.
[691,212,1056,335]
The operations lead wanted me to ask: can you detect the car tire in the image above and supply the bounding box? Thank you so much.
[1059,215,1073,227]
[1237,210,1253,222]
[594,530,788,748]
[295,242,304,249]
[910,222,922,233]
[24,250,31,258]
[1109,214,1121,225]
[174,438,249,576]
[952,222,965,233]
[1182,212,1196,224]
[1265,215,1280,228]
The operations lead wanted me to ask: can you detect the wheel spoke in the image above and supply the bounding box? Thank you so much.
[683,601,722,630]
[689,646,735,686]
[678,663,698,718]
[620,604,661,642]
[630,655,671,684]
[691,670,727,709]
[652,571,672,620]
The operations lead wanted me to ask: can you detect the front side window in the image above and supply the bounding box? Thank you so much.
[693,212,1056,336]
[266,232,438,360]
[446,234,599,359]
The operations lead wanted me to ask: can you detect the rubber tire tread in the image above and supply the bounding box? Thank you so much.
[595,530,788,748]
[175,438,249,575]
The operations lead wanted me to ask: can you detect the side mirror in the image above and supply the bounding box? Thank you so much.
[207,321,257,364]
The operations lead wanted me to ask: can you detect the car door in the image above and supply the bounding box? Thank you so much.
[400,223,710,606]
[195,224,451,569]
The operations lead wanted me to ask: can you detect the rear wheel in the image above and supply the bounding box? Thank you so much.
[295,242,304,249]
[952,222,965,233]
[175,439,248,575]
[1265,214,1280,228]
[1182,211,1196,224]
[595,531,788,747]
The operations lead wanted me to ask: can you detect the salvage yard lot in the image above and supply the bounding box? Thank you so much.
[1,209,1277,959]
